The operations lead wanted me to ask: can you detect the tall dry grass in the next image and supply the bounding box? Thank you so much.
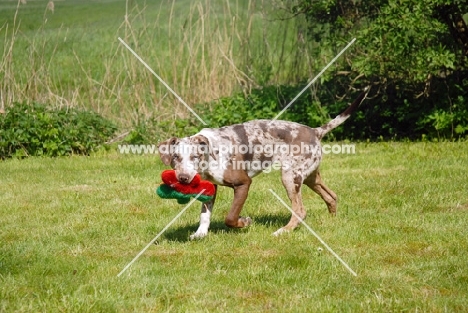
[0,0,315,129]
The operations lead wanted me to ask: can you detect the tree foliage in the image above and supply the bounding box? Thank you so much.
[284,0,468,139]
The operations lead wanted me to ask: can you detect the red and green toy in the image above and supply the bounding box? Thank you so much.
[156,170,215,204]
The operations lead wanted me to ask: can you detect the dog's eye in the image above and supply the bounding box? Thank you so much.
[172,154,179,161]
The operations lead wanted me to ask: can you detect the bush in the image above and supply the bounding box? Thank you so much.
[175,84,350,140]
[129,80,467,142]
[122,114,200,145]
[192,76,468,141]
[0,103,117,159]
[187,84,329,129]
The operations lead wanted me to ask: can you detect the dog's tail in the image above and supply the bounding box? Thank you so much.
[316,86,370,139]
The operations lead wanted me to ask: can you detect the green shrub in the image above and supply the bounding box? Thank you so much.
[196,90,278,127]
[189,84,330,129]
[133,79,467,142]
[189,79,467,141]
[167,84,340,140]
[0,103,117,158]
[122,115,199,145]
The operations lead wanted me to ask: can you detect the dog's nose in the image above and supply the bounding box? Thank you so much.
[178,173,191,184]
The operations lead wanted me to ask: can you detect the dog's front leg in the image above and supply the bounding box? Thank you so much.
[190,185,217,240]
[225,182,252,228]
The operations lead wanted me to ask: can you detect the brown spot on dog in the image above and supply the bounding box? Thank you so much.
[272,128,292,142]
[232,124,253,161]
[258,121,269,133]
[294,175,302,192]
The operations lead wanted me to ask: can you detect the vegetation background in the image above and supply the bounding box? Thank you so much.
[2,0,467,149]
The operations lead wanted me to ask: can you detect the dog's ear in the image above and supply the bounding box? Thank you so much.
[158,137,178,166]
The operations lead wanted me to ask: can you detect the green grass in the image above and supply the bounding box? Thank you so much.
[1,142,468,312]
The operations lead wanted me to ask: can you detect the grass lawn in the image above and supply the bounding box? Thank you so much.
[1,142,467,312]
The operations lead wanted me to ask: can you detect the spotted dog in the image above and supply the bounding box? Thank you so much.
[158,88,369,239]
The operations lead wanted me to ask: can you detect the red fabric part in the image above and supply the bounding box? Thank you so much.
[161,170,215,196]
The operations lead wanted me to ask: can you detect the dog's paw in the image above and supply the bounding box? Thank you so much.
[272,227,289,237]
[236,216,252,228]
[189,231,208,240]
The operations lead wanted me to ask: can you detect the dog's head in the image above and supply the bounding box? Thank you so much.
[158,135,211,184]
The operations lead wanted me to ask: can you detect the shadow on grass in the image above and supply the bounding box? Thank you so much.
[254,213,290,228]
[162,220,228,242]
[162,213,290,242]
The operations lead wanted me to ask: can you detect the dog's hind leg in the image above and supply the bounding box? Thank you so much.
[304,170,337,215]
[273,170,306,236]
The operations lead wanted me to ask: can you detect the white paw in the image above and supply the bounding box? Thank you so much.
[272,227,289,237]
[189,231,208,240]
